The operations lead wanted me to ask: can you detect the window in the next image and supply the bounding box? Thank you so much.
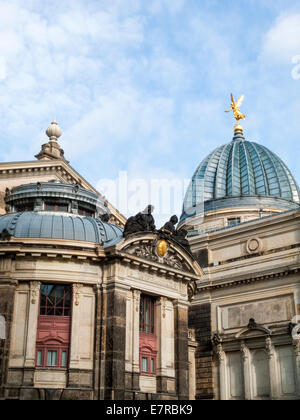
[139,295,157,375]
[40,284,71,316]
[141,357,148,372]
[78,207,94,217]
[36,348,68,369]
[36,284,71,369]
[228,217,241,227]
[61,351,67,367]
[140,353,156,375]
[140,295,155,334]
[47,350,57,367]
[16,204,34,212]
[36,350,42,366]
[44,202,68,212]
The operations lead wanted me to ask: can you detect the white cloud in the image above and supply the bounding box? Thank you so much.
[262,13,300,64]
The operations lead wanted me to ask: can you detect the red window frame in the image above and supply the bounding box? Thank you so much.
[139,350,157,375]
[36,284,72,369]
[35,346,69,369]
[139,295,157,375]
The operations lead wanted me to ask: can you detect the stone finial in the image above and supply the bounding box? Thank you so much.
[35,118,69,162]
[46,118,62,141]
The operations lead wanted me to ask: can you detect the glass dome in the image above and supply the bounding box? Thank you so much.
[181,129,300,223]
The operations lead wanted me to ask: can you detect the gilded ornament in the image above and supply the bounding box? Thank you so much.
[157,240,168,257]
[225,93,246,131]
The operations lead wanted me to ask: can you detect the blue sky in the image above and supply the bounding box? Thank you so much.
[1,0,300,223]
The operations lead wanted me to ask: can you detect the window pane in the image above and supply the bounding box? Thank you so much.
[151,358,155,373]
[37,350,42,366]
[142,357,148,372]
[61,351,67,367]
[140,295,155,334]
[47,351,57,366]
[40,284,71,317]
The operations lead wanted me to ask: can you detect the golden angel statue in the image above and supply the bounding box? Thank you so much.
[225,94,245,122]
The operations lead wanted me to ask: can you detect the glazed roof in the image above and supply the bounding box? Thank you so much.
[181,129,300,221]
[0,212,123,247]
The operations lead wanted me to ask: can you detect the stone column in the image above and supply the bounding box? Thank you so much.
[296,288,300,316]
[156,296,168,393]
[69,283,83,371]
[103,284,128,400]
[294,339,300,397]
[124,289,140,397]
[0,279,17,399]
[240,341,251,400]
[188,329,197,400]
[131,290,141,393]
[93,284,102,400]
[265,337,279,399]
[173,300,189,400]
[23,281,40,386]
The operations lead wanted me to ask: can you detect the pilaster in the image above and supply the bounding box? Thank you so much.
[173,300,189,400]
[265,337,279,399]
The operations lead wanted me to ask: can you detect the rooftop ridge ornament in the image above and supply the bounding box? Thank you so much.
[225,93,245,134]
[46,117,63,141]
[35,118,68,162]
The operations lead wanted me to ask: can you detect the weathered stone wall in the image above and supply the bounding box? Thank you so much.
[0,282,16,399]
[189,303,214,400]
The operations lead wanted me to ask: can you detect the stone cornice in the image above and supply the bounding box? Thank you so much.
[0,239,200,283]
[197,265,300,292]
[189,208,300,246]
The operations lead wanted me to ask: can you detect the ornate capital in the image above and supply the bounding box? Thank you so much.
[216,343,225,363]
[133,289,141,312]
[30,281,41,304]
[265,337,274,358]
[73,283,83,306]
[240,340,249,361]
[159,296,167,319]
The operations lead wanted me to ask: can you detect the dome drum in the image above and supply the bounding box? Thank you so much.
[5,181,111,221]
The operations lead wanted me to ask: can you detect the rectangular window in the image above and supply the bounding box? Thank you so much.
[140,295,155,334]
[151,358,155,373]
[61,351,67,367]
[141,357,148,372]
[47,350,57,367]
[78,207,94,217]
[40,284,71,316]
[45,202,68,212]
[36,350,43,366]
[228,217,241,227]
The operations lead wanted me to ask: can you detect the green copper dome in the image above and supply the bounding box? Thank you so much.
[181,129,300,222]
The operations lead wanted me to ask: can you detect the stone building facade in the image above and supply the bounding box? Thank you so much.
[181,125,300,400]
[0,119,300,400]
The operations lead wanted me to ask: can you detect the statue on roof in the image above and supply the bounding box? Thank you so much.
[159,215,178,235]
[225,93,245,123]
[123,205,156,237]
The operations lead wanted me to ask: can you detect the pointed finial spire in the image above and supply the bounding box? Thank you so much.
[46,118,62,141]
